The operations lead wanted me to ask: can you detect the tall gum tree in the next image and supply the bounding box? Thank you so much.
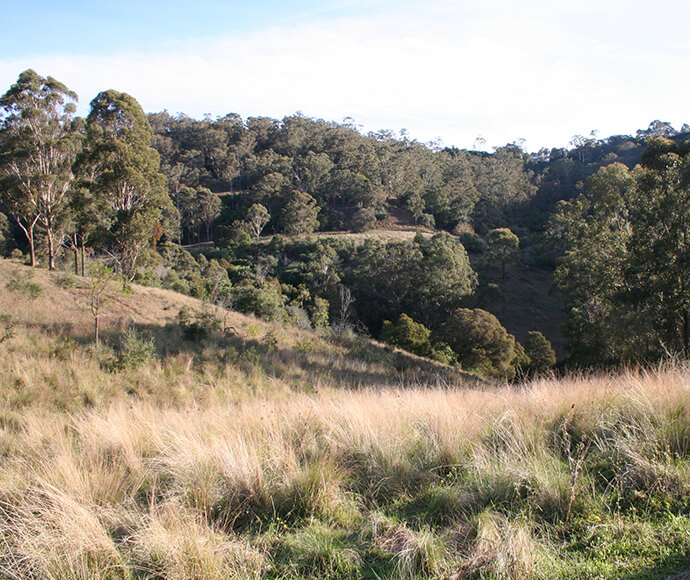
[82,90,173,279]
[0,69,80,269]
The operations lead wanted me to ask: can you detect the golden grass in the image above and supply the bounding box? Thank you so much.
[0,366,689,577]
[4,259,690,577]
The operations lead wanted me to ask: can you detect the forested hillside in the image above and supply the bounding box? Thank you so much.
[1,68,689,373]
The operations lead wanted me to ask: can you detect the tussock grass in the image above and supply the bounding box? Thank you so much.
[1,370,690,577]
[4,259,690,576]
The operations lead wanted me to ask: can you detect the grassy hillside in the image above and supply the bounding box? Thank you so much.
[0,258,470,411]
[2,259,690,578]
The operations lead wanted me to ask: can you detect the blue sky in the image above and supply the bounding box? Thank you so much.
[1,0,689,151]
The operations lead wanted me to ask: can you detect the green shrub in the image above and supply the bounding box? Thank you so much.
[6,271,43,298]
[525,331,557,375]
[458,231,485,253]
[177,306,222,341]
[0,312,16,346]
[351,207,377,232]
[435,308,517,380]
[309,297,330,330]
[54,272,77,289]
[380,314,432,357]
[117,328,156,369]
[231,283,286,323]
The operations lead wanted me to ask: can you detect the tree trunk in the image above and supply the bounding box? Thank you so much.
[80,240,86,277]
[47,228,55,271]
[73,234,79,275]
[94,316,99,349]
[28,234,36,267]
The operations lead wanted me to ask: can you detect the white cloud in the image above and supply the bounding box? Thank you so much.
[1,0,689,151]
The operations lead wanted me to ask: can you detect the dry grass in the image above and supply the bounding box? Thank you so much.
[4,259,690,577]
[1,367,690,577]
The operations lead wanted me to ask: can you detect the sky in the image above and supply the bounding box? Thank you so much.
[1,0,688,152]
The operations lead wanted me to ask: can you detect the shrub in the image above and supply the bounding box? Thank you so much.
[458,231,485,254]
[117,328,157,369]
[6,271,43,298]
[525,331,556,375]
[477,282,503,308]
[380,313,432,357]
[177,306,222,341]
[351,207,377,232]
[231,283,286,323]
[309,297,330,330]
[0,312,16,346]
[435,308,517,379]
[486,227,520,279]
[54,272,77,289]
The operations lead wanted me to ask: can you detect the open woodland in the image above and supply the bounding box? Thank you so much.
[2,70,690,577]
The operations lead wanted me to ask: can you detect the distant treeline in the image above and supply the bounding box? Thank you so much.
[1,68,689,374]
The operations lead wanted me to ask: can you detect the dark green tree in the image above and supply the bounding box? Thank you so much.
[627,138,690,357]
[435,308,518,380]
[0,212,11,256]
[524,331,556,375]
[280,190,319,235]
[551,162,638,364]
[486,227,520,279]
[380,313,432,357]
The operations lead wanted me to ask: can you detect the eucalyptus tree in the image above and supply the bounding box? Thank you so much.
[0,69,81,268]
[553,146,690,363]
[82,90,173,279]
[627,138,690,356]
[246,203,270,239]
[551,162,638,364]
[486,227,520,279]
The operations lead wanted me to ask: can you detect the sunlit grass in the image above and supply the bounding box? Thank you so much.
[3,258,690,577]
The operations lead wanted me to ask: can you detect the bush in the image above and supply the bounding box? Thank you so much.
[525,331,556,375]
[459,232,485,254]
[380,313,432,357]
[54,272,77,289]
[177,306,222,341]
[309,297,330,330]
[477,282,503,308]
[6,271,43,298]
[435,308,517,380]
[0,312,16,346]
[231,283,286,323]
[117,328,156,369]
[351,207,377,232]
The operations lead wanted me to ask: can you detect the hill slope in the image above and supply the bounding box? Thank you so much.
[0,258,474,411]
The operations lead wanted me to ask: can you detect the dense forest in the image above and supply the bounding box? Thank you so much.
[2,68,689,377]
